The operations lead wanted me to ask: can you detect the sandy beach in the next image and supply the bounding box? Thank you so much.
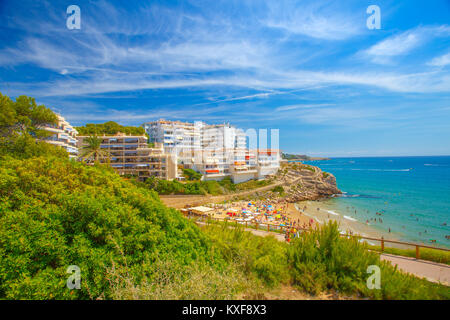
[293,200,411,249]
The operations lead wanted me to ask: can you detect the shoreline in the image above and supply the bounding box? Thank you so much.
[292,199,412,249]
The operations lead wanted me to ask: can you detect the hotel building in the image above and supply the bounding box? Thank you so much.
[43,115,79,158]
[76,133,177,181]
[143,119,280,183]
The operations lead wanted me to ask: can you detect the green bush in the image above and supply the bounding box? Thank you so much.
[202,224,289,288]
[271,185,284,194]
[288,222,449,299]
[182,168,202,181]
[218,176,236,192]
[0,156,219,299]
[235,179,272,191]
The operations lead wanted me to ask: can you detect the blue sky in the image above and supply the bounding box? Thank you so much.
[0,0,449,157]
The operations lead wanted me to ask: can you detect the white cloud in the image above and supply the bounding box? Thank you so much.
[361,25,450,64]
[366,32,420,57]
[428,52,450,67]
[264,1,362,40]
[275,104,332,112]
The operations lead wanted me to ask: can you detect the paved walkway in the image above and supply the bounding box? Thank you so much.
[194,221,450,286]
[379,253,449,285]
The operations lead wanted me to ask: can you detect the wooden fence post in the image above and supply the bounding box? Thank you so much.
[381,237,384,252]
[416,245,420,259]
[267,224,270,232]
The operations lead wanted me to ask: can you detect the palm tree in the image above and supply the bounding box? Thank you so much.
[79,135,110,163]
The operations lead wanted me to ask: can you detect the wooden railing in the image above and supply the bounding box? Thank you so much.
[340,234,450,259]
[186,214,450,259]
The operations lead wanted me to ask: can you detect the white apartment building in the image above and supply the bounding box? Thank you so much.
[255,149,281,179]
[43,115,78,158]
[144,119,201,169]
[76,134,177,181]
[143,119,280,183]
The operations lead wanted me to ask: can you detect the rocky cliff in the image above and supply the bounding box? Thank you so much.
[276,162,341,202]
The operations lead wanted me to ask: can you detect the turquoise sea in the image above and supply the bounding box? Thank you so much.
[302,156,450,248]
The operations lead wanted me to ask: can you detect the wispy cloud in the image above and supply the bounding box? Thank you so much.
[361,25,450,64]
[275,103,332,112]
[428,52,450,67]
[264,1,362,40]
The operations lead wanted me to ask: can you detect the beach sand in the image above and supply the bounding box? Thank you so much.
[284,203,317,229]
[294,200,410,249]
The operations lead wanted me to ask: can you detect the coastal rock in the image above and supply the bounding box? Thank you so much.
[276,162,341,202]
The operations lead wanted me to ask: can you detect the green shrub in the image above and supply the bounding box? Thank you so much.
[235,179,272,191]
[182,168,202,181]
[0,156,219,299]
[218,176,236,192]
[271,185,284,194]
[202,224,289,288]
[288,222,450,299]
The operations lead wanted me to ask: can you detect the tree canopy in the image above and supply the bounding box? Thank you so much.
[76,121,145,136]
[0,92,67,159]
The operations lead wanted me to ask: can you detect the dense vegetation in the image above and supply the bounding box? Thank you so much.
[0,93,220,299]
[287,222,449,299]
[76,121,145,136]
[0,93,448,300]
[182,168,202,181]
[201,222,449,300]
[138,175,272,196]
[0,93,67,160]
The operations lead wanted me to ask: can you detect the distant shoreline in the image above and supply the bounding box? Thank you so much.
[287,157,330,161]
